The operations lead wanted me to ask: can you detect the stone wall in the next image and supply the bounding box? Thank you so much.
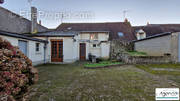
[117,53,171,64]
[110,40,134,59]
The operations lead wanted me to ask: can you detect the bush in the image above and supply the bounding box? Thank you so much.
[0,37,38,101]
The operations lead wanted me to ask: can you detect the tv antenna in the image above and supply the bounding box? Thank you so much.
[123,10,130,19]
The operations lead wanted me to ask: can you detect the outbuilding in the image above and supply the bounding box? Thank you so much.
[133,32,180,63]
[0,30,48,65]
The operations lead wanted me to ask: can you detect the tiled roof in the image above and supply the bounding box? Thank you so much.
[133,24,180,37]
[56,22,136,41]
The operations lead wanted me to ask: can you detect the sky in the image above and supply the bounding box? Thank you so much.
[1,0,180,28]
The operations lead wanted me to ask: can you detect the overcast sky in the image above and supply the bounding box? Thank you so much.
[1,0,180,28]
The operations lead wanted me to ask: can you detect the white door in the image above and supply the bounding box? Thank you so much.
[18,40,28,56]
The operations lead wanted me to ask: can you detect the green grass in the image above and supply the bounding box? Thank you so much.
[127,51,147,56]
[136,64,180,75]
[28,63,180,101]
[84,61,122,68]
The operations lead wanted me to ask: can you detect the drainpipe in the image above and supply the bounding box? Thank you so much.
[44,43,47,64]
[43,37,48,64]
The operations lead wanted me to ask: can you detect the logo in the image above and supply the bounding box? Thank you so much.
[156,88,179,100]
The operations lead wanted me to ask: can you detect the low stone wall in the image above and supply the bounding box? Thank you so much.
[117,53,171,64]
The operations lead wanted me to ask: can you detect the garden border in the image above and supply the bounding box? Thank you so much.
[84,64,126,69]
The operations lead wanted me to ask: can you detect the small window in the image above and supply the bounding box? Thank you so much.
[118,32,124,37]
[90,34,98,40]
[36,43,40,52]
[93,44,96,47]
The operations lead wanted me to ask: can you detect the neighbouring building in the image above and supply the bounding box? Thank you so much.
[133,32,180,63]
[0,30,48,65]
[133,24,180,40]
[0,6,48,34]
[0,6,49,65]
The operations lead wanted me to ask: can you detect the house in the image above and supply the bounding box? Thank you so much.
[29,30,110,63]
[28,21,136,63]
[133,32,180,62]
[0,6,136,64]
[56,21,136,41]
[133,24,180,40]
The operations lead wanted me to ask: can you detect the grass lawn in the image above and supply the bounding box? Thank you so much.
[127,51,147,56]
[136,64,180,75]
[28,63,180,101]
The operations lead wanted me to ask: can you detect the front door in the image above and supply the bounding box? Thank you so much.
[79,43,86,60]
[51,40,63,62]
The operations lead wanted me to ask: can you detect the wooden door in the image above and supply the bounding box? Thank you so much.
[51,40,63,62]
[79,43,86,60]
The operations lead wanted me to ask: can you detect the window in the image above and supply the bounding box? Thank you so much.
[93,44,96,47]
[36,43,40,52]
[118,32,124,37]
[90,34,98,40]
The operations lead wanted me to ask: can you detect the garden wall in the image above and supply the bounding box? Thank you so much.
[110,40,134,59]
[117,53,171,64]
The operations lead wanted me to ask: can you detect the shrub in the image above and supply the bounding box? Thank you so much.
[0,37,38,101]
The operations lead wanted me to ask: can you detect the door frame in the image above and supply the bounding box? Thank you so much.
[51,39,63,62]
[79,43,86,61]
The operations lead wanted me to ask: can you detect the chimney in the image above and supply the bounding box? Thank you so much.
[124,18,129,23]
[39,20,41,25]
[31,7,37,34]
[147,22,150,26]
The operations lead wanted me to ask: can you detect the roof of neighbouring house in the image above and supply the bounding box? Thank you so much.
[28,31,78,37]
[0,30,48,43]
[0,6,49,34]
[133,24,180,37]
[56,22,136,41]
[132,32,171,42]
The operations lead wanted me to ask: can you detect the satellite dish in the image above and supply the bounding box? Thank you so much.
[0,0,4,4]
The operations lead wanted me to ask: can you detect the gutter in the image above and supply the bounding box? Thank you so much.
[132,32,171,43]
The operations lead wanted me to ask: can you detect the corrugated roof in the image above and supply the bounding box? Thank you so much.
[0,30,48,43]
